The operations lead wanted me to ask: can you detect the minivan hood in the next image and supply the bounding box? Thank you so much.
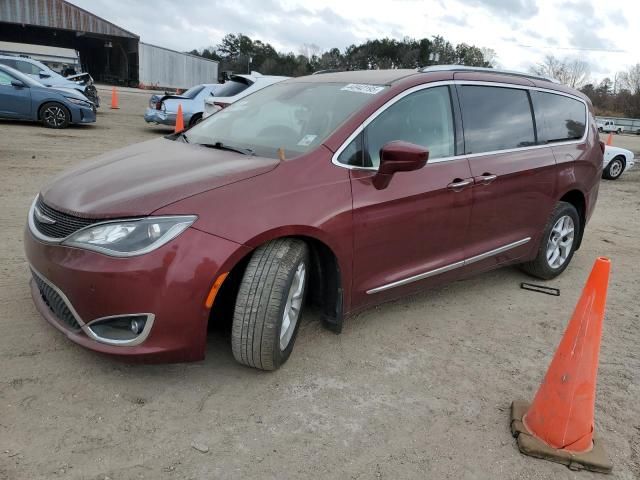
[40,137,279,219]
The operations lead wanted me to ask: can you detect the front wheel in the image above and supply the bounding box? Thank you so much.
[231,239,309,371]
[603,156,625,180]
[40,102,70,129]
[520,202,579,280]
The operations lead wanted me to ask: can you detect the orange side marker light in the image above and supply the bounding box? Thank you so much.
[205,272,229,309]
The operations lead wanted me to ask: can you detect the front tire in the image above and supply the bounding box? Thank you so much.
[521,202,579,280]
[40,102,70,129]
[603,156,625,180]
[231,239,309,371]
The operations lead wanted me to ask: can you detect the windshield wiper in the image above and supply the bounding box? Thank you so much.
[199,141,254,156]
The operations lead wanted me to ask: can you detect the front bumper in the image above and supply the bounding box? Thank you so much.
[24,226,250,362]
[144,108,176,126]
[70,104,96,124]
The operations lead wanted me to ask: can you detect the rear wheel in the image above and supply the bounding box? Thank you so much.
[189,113,203,127]
[40,102,70,129]
[603,156,625,180]
[521,202,579,280]
[231,239,309,371]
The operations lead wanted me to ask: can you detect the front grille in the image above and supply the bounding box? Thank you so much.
[32,271,81,331]
[33,196,98,239]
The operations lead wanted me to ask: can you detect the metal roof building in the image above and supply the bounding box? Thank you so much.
[0,0,218,88]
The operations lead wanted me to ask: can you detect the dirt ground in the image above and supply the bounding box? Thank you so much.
[1,87,639,480]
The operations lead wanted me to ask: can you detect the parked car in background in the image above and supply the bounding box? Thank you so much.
[602,145,635,180]
[596,119,623,134]
[144,83,220,128]
[24,67,601,370]
[203,72,288,118]
[0,54,99,107]
[0,64,96,128]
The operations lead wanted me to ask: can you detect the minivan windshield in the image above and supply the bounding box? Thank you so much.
[185,81,388,158]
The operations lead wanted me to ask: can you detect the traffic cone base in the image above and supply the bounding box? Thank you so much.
[510,400,612,474]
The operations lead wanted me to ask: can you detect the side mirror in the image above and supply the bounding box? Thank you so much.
[11,79,25,88]
[373,141,429,189]
[39,71,51,78]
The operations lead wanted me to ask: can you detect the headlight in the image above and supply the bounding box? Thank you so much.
[62,216,197,257]
[66,96,92,106]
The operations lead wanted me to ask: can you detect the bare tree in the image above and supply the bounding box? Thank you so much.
[618,64,640,94]
[480,47,498,67]
[298,43,321,61]
[530,55,591,88]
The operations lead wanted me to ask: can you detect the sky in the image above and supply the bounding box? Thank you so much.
[68,0,640,82]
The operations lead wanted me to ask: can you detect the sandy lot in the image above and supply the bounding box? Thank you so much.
[0,88,639,480]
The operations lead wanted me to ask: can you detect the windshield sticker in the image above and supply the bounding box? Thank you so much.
[341,83,385,95]
[297,134,317,146]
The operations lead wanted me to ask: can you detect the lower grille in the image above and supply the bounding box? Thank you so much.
[32,271,81,331]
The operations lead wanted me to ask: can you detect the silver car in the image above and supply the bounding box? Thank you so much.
[144,83,220,128]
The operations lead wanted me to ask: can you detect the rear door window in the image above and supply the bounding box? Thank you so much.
[531,91,586,143]
[458,85,536,154]
[362,86,455,168]
[14,61,42,75]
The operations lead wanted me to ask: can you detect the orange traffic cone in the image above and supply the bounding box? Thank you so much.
[110,87,120,109]
[174,104,184,133]
[606,132,613,146]
[510,257,613,473]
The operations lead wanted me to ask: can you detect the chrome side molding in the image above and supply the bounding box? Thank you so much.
[366,237,531,294]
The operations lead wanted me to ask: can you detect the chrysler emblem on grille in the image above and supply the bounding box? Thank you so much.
[34,206,56,225]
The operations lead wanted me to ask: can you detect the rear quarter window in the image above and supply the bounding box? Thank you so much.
[458,85,536,154]
[532,91,586,143]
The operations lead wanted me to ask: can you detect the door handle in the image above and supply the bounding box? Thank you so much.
[447,178,473,190]
[475,173,498,184]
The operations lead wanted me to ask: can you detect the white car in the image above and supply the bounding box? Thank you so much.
[597,119,623,134]
[603,145,635,180]
[203,72,289,118]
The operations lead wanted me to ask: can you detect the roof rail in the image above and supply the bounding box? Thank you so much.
[418,65,560,84]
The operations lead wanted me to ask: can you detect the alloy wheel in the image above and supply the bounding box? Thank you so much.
[280,262,306,351]
[546,215,575,269]
[43,106,66,127]
[609,159,623,178]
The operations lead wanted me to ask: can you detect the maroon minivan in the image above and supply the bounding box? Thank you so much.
[25,66,603,370]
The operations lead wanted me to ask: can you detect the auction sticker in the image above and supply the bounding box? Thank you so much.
[341,83,385,94]
[297,134,317,146]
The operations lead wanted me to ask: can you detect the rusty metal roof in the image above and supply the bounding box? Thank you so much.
[0,0,139,39]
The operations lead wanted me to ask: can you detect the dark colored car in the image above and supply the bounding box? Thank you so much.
[24,67,602,370]
[0,64,96,128]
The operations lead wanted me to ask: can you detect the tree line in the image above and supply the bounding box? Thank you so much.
[189,33,496,77]
[530,55,640,118]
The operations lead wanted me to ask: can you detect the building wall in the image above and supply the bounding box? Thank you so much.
[139,42,218,89]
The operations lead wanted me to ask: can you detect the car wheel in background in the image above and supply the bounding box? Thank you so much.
[231,238,309,371]
[189,113,203,127]
[616,128,622,134]
[603,156,625,180]
[520,201,579,280]
[40,102,70,129]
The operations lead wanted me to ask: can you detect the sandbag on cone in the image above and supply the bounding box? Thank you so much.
[511,257,613,473]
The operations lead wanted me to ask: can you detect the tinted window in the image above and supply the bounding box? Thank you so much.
[181,85,204,98]
[0,59,18,69]
[14,61,42,75]
[459,85,535,154]
[532,91,586,143]
[363,86,455,168]
[215,79,251,97]
[337,133,364,167]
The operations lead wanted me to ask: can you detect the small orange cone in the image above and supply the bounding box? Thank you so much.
[511,257,612,473]
[606,132,613,146]
[110,87,120,109]
[174,104,184,133]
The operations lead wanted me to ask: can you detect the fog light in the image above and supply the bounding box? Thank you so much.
[130,318,143,334]
[86,314,152,344]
